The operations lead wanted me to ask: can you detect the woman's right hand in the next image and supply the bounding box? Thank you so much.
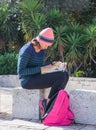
[41,64,55,73]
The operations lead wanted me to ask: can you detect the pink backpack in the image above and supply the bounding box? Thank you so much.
[42,90,74,126]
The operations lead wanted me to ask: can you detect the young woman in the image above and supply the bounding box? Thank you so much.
[17,27,69,116]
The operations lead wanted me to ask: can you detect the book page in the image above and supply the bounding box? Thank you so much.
[41,68,61,74]
[41,62,67,74]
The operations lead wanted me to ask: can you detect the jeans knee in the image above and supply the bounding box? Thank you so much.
[64,71,69,81]
[60,71,69,82]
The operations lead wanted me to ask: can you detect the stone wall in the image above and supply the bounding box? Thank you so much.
[43,77,96,98]
[0,75,20,87]
[66,77,96,92]
[0,75,96,92]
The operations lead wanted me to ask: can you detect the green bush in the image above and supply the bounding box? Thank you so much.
[76,70,86,77]
[0,53,18,74]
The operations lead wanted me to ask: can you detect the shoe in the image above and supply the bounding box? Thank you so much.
[39,99,47,117]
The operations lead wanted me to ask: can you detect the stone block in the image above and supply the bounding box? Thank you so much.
[70,89,96,125]
[43,77,96,98]
[65,77,96,92]
[0,75,20,87]
[12,88,44,120]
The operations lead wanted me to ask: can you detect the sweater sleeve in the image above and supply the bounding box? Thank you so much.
[17,52,41,76]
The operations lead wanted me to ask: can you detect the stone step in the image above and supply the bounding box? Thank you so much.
[0,75,96,92]
[12,88,45,120]
[70,89,96,125]
[12,88,96,125]
[1,83,96,125]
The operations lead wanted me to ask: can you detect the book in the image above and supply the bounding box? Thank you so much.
[41,62,67,74]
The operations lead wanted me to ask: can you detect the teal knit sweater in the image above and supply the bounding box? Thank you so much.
[17,42,45,86]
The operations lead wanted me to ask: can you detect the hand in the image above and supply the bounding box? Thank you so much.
[52,61,62,67]
[53,62,67,71]
[63,62,67,68]
[60,62,67,71]
[41,64,55,73]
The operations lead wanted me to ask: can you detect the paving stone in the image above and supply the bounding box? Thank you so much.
[0,119,48,130]
[0,118,96,130]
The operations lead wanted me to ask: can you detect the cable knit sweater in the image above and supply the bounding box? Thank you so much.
[17,42,45,86]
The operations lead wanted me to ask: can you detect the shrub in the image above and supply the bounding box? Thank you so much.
[0,53,18,74]
[76,70,86,77]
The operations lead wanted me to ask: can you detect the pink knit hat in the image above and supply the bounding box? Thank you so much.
[36,28,54,46]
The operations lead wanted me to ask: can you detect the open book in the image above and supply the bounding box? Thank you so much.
[41,62,67,74]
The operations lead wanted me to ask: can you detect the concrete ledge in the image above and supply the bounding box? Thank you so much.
[1,88,96,130]
[0,75,96,91]
[66,77,96,92]
[12,88,96,124]
[40,77,96,98]
[12,88,44,120]
[0,75,20,87]
[70,89,96,125]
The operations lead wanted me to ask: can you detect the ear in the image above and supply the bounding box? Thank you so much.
[32,38,39,46]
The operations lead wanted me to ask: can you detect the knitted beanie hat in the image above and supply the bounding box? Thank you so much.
[36,27,54,46]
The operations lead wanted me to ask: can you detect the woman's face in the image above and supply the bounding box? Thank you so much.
[39,42,51,50]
